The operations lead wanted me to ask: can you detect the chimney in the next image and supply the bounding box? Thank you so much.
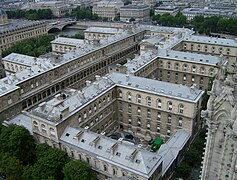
[126,74,129,81]
[95,75,101,81]
[86,80,91,86]
[78,91,85,99]
[102,76,109,84]
[84,126,89,132]
[118,137,123,144]
[111,142,118,155]
[93,82,99,90]
[130,149,138,162]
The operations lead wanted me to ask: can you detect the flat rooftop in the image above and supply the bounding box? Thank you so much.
[51,37,85,47]
[84,27,122,34]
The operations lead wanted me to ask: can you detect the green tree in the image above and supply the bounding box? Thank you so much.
[63,160,96,180]
[0,153,23,180]
[0,125,36,165]
[129,17,135,22]
[23,144,69,180]
[176,162,191,179]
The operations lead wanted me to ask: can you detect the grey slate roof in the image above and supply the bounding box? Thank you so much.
[31,72,203,123]
[60,126,163,178]
[185,35,237,47]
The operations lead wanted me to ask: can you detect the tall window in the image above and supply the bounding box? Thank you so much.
[147,109,151,118]
[179,104,184,114]
[147,96,151,106]
[157,111,161,121]
[157,99,162,108]
[137,94,141,103]
[118,90,122,98]
[183,64,188,71]
[137,107,141,115]
[168,114,172,123]
[127,92,132,101]
[168,101,172,111]
[175,63,179,70]
[128,104,132,113]
[192,65,196,73]
[178,117,183,127]
[200,67,205,74]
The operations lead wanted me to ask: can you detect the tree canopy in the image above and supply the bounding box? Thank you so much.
[63,160,96,180]
[2,35,55,58]
[0,124,95,180]
[6,9,53,20]
[70,7,100,21]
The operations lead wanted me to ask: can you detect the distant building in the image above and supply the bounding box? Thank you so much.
[0,9,9,26]
[120,4,150,22]
[0,19,47,54]
[25,1,72,18]
[92,0,124,21]
[0,56,5,79]
[84,27,122,41]
[155,6,179,16]
[182,7,237,21]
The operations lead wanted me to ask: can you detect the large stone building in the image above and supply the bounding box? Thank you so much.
[120,4,150,22]
[200,61,237,179]
[0,19,47,54]
[1,23,237,179]
[18,72,200,179]
[92,0,124,21]
[23,1,72,18]
[0,56,5,79]
[0,27,145,122]
[0,9,9,26]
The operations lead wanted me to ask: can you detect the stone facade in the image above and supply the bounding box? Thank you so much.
[0,20,47,54]
[200,62,237,179]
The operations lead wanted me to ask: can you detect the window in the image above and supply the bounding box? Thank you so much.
[33,121,39,131]
[183,64,188,71]
[94,104,97,112]
[179,104,184,114]
[118,90,122,98]
[157,112,161,121]
[137,94,141,103]
[127,92,132,101]
[200,77,204,84]
[128,116,132,124]
[157,125,160,133]
[183,74,186,81]
[50,128,56,137]
[200,67,205,74]
[192,66,196,73]
[168,114,172,123]
[167,71,170,79]
[168,102,172,111]
[209,68,214,76]
[178,117,183,127]
[175,72,178,80]
[147,122,150,130]
[128,104,132,113]
[84,111,87,119]
[192,76,195,82]
[157,99,162,108]
[104,165,107,171]
[167,127,171,136]
[175,63,179,70]
[116,152,121,157]
[41,124,47,134]
[147,109,151,118]
[137,107,141,115]
[137,118,141,127]
[147,96,151,106]
[166,61,171,69]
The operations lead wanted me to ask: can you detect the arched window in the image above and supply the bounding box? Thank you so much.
[41,124,47,134]
[147,96,151,106]
[127,92,132,101]
[50,127,56,137]
[179,104,184,114]
[166,61,171,69]
[175,63,179,70]
[84,111,87,119]
[168,101,172,111]
[183,64,188,71]
[209,68,214,76]
[94,104,97,112]
[78,114,82,123]
[178,117,183,127]
[33,121,39,130]
[137,94,141,103]
[192,65,196,73]
[200,67,205,74]
[157,99,162,108]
